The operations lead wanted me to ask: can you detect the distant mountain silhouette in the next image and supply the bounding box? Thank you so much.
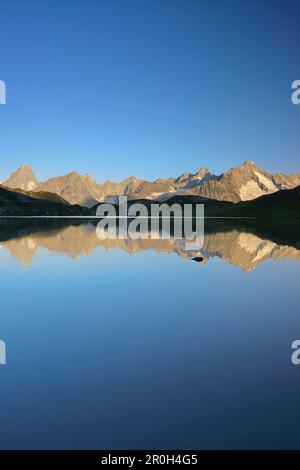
[4,161,300,208]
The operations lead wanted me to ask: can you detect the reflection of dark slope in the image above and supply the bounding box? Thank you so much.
[0,218,87,243]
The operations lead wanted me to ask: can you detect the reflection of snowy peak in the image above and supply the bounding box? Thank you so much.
[1,222,299,271]
[203,230,300,272]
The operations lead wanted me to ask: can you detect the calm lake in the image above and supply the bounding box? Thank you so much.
[0,219,300,449]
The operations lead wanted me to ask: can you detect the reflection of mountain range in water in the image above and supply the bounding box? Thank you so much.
[0,222,299,271]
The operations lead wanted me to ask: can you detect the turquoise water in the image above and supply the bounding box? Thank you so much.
[0,221,300,449]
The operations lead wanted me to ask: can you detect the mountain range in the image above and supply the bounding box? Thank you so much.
[3,161,300,208]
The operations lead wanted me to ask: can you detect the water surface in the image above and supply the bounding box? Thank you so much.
[0,219,300,449]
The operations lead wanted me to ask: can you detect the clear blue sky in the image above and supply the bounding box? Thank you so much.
[0,0,299,183]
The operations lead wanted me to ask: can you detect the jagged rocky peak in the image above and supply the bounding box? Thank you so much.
[241,160,257,168]
[66,170,81,179]
[175,167,210,185]
[273,172,300,190]
[192,167,210,180]
[121,175,141,186]
[3,160,300,208]
[227,160,259,174]
[33,170,102,208]
[195,166,209,176]
[4,163,38,191]
[218,160,278,201]
[176,172,190,183]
